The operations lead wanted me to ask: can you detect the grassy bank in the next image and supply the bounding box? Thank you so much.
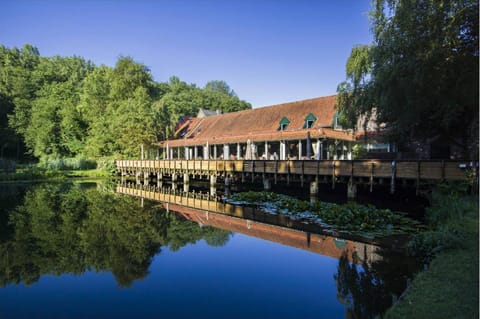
[0,167,112,182]
[0,157,116,182]
[385,190,479,318]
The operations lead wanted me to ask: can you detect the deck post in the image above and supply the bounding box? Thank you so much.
[347,178,357,200]
[370,161,374,192]
[136,170,141,185]
[263,176,271,190]
[301,161,304,187]
[157,172,163,188]
[390,160,396,194]
[144,171,149,185]
[210,174,217,196]
[225,175,232,196]
[319,140,323,160]
[298,140,302,159]
[331,160,336,189]
[183,173,189,192]
[310,178,318,196]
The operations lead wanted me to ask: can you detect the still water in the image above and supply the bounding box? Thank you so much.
[0,181,419,319]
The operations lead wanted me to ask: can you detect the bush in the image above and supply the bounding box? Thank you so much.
[408,182,479,261]
[39,157,97,170]
[96,157,117,174]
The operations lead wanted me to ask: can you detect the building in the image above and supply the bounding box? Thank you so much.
[159,95,362,161]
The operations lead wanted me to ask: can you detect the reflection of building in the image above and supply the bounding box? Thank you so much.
[161,96,359,161]
[116,183,383,264]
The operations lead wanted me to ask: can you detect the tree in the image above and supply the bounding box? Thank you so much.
[0,44,252,160]
[336,0,479,158]
[205,80,236,97]
[157,77,251,138]
[0,45,41,159]
[335,45,373,130]
[23,56,93,159]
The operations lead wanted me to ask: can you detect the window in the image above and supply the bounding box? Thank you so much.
[278,117,290,131]
[303,113,317,129]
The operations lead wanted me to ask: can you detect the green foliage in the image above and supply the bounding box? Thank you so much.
[229,191,421,237]
[352,144,368,159]
[38,157,97,170]
[385,220,479,318]
[335,45,374,130]
[0,45,252,162]
[156,77,251,138]
[96,157,118,174]
[337,0,479,157]
[205,80,237,97]
[0,165,65,181]
[407,185,478,261]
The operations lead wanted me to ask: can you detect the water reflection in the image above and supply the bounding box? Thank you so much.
[0,182,420,319]
[116,182,385,265]
[335,247,419,319]
[116,181,421,319]
[0,182,231,288]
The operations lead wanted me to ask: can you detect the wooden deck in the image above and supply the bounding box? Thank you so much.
[116,159,475,182]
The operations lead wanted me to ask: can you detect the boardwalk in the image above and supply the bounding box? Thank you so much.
[116,159,477,195]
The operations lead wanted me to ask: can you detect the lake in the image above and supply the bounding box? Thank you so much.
[0,181,419,319]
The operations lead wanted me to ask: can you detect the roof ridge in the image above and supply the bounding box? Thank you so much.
[255,94,337,109]
[194,94,338,119]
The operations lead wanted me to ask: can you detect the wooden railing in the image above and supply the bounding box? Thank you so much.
[116,159,476,181]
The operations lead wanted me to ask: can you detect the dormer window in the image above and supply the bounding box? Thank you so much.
[303,113,317,129]
[278,117,290,131]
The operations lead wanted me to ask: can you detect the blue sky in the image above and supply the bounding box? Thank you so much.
[0,0,372,107]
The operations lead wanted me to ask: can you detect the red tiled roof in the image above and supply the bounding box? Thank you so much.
[160,95,356,147]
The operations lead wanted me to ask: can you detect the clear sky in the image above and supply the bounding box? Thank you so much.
[0,0,373,108]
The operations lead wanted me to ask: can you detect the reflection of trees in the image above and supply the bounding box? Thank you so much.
[165,215,232,252]
[0,182,231,287]
[334,248,420,319]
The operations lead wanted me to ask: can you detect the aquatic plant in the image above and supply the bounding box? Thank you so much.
[228,191,422,237]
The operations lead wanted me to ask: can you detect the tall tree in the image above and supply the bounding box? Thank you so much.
[23,56,93,159]
[0,45,40,159]
[205,80,236,97]
[336,0,479,158]
[157,77,251,138]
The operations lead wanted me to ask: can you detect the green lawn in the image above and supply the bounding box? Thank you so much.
[385,196,479,319]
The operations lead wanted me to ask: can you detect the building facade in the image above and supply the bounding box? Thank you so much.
[159,95,361,161]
